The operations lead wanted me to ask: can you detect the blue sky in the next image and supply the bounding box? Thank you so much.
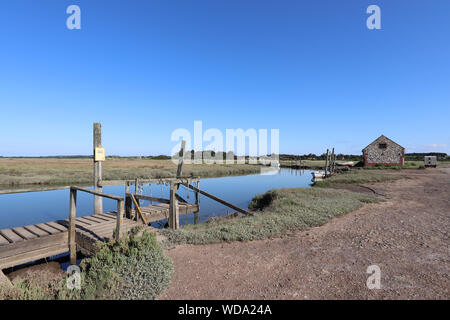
[0,0,449,156]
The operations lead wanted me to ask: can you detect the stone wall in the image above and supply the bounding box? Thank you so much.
[363,136,404,165]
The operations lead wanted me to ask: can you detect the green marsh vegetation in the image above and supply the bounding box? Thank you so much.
[161,187,381,245]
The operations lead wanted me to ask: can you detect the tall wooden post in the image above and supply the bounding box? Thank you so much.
[169,182,179,230]
[93,123,103,214]
[115,199,124,241]
[69,188,77,265]
[195,181,200,206]
[324,149,329,177]
[331,148,335,174]
[125,182,132,219]
[176,140,186,178]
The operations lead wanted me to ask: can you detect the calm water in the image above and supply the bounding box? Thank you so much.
[0,168,313,230]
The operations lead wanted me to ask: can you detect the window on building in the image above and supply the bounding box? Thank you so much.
[378,143,387,149]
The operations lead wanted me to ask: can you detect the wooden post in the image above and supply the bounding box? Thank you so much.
[133,179,138,222]
[195,181,200,206]
[330,148,335,174]
[125,182,132,219]
[194,180,200,222]
[93,123,103,214]
[324,149,329,177]
[176,140,186,178]
[69,188,77,265]
[115,199,124,241]
[168,182,179,230]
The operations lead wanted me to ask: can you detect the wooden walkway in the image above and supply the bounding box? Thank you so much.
[0,202,198,269]
[136,202,199,224]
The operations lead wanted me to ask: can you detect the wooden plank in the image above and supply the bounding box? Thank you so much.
[102,212,117,218]
[0,243,68,269]
[45,222,68,232]
[77,221,117,233]
[99,177,200,187]
[130,194,147,224]
[73,218,93,227]
[0,234,10,246]
[175,194,188,203]
[0,232,68,259]
[71,186,122,201]
[23,225,50,237]
[132,194,170,204]
[75,217,96,225]
[82,215,110,223]
[35,223,61,235]
[0,229,24,243]
[94,213,117,221]
[182,183,252,215]
[12,227,38,240]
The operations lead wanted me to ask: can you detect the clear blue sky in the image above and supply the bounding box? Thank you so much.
[0,0,449,156]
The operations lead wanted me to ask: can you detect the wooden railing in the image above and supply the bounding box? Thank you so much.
[68,186,124,265]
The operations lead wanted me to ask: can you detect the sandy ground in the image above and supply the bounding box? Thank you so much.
[7,261,66,287]
[160,167,450,299]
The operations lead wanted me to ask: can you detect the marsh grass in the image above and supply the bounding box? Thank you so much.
[0,228,173,300]
[0,158,261,187]
[161,188,380,245]
[313,169,404,187]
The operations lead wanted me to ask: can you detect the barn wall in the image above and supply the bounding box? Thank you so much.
[363,137,404,165]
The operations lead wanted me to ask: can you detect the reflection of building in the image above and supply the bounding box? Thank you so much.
[362,135,405,166]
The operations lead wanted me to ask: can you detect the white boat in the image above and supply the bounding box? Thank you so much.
[336,161,355,167]
[271,161,280,168]
[311,171,325,182]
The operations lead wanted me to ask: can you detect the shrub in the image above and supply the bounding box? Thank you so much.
[59,228,173,300]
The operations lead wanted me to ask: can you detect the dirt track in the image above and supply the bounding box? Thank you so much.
[160,167,450,299]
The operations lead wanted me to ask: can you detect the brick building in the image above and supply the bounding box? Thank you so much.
[362,135,405,166]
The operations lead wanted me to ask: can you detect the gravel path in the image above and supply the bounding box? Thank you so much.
[160,167,450,299]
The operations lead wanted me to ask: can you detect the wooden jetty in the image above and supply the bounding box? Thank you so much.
[0,211,144,269]
[0,124,250,274]
[0,181,202,270]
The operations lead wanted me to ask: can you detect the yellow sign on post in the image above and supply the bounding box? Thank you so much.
[94,147,106,161]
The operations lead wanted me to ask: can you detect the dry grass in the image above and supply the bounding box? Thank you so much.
[0,158,261,187]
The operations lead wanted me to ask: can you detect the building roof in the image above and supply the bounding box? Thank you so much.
[362,135,405,152]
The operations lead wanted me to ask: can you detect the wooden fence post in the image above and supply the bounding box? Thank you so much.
[115,199,124,241]
[93,123,103,214]
[69,188,77,265]
[324,149,329,177]
[125,182,132,219]
[331,148,335,174]
[169,182,179,230]
[195,181,200,206]
[176,140,186,178]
